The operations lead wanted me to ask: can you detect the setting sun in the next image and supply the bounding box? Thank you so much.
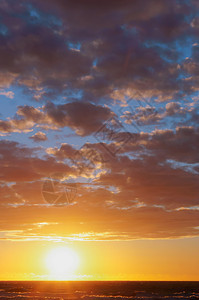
[45,247,79,279]
[1,0,199,299]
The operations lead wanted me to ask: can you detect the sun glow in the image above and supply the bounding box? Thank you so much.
[45,247,79,279]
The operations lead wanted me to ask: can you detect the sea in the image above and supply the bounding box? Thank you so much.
[0,281,198,299]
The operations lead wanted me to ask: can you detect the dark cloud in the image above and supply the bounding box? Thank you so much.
[0,140,73,182]
[45,125,199,211]
[44,101,112,135]
[0,0,199,241]
[138,127,199,164]
[0,102,112,135]
[0,0,194,101]
[0,135,199,239]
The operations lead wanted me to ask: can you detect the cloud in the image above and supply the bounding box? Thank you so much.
[0,140,74,183]
[29,131,47,142]
[0,192,199,240]
[44,125,199,211]
[0,102,112,135]
[137,126,199,164]
[0,135,199,239]
[43,101,113,135]
[0,89,14,99]
[0,0,199,241]
[0,0,193,102]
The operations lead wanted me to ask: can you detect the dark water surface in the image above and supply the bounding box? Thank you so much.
[0,281,198,299]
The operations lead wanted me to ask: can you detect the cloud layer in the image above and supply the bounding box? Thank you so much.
[0,0,199,241]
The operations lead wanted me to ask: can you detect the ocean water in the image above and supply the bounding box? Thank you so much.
[0,281,198,299]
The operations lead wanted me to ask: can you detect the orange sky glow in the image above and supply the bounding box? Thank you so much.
[0,0,199,282]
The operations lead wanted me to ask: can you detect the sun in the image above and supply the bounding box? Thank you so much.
[45,247,79,279]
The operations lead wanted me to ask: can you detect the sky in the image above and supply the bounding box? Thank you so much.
[0,0,199,281]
